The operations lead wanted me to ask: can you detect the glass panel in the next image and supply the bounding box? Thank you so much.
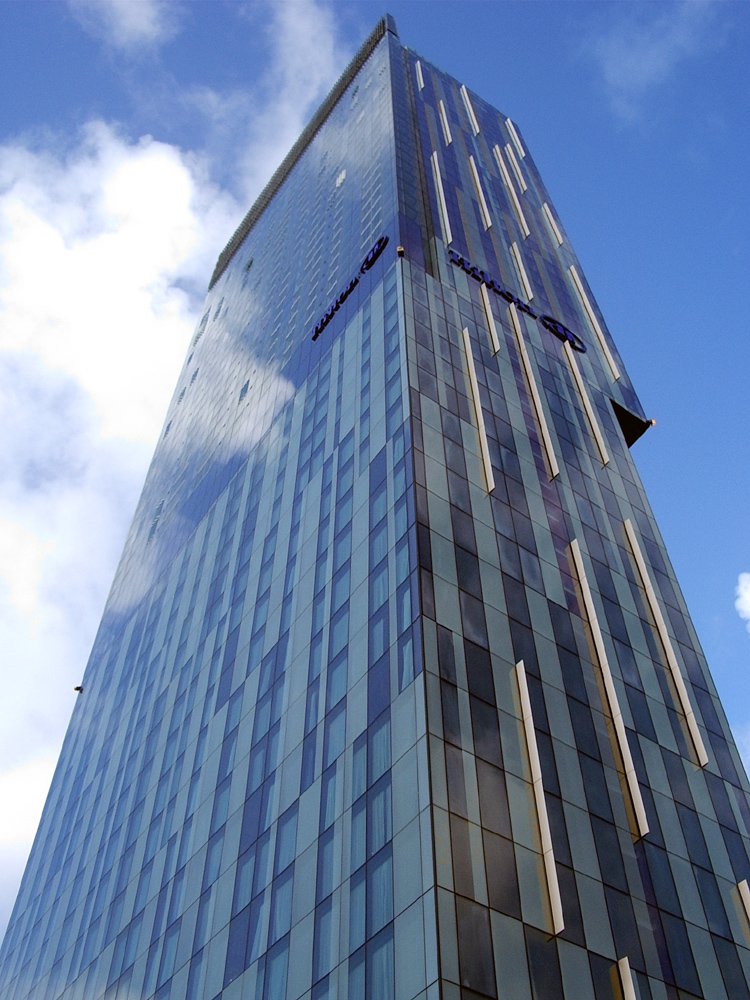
[367,847,393,934]
[367,925,394,1000]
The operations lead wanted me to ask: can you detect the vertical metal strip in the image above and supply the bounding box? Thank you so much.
[461,327,495,492]
[504,142,527,191]
[460,84,480,134]
[505,118,525,157]
[616,957,638,1000]
[509,304,560,480]
[623,518,709,767]
[510,241,533,301]
[570,539,650,838]
[493,145,530,238]
[479,284,500,355]
[542,202,563,246]
[563,341,610,466]
[738,879,750,929]
[515,660,565,936]
[468,155,492,230]
[415,60,424,90]
[568,264,621,380]
[430,152,453,246]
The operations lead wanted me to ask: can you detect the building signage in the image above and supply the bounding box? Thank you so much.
[448,248,586,353]
[311,235,389,341]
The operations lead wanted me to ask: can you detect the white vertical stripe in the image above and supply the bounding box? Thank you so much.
[623,518,709,768]
[493,146,511,188]
[438,99,452,145]
[510,241,533,301]
[493,145,530,238]
[504,142,527,191]
[568,264,621,380]
[738,880,750,928]
[542,202,564,246]
[616,957,638,1000]
[430,152,453,245]
[509,304,560,480]
[505,118,525,157]
[460,84,480,134]
[461,327,495,492]
[570,539,650,838]
[468,155,492,230]
[515,660,565,936]
[415,60,424,90]
[480,284,500,354]
[563,342,610,466]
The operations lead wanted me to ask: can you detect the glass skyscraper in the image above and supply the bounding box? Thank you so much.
[2,15,750,1000]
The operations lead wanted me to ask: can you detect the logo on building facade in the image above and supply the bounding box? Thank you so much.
[311,235,389,341]
[448,248,586,353]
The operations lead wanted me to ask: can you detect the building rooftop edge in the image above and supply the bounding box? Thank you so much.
[208,14,398,291]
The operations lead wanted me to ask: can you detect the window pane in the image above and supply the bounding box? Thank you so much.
[326,651,348,711]
[349,948,365,1000]
[314,897,334,981]
[317,828,336,901]
[324,702,346,768]
[269,868,293,943]
[368,775,391,856]
[265,937,289,1000]
[367,848,393,934]
[349,869,366,952]
[351,800,366,873]
[455,897,496,997]
[369,714,391,783]
[320,765,337,831]
[367,925,394,1000]
[233,850,255,916]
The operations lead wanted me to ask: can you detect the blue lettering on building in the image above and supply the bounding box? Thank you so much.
[447,248,586,353]
[311,235,389,341]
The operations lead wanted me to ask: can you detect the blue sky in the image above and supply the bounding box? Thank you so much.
[0,0,748,941]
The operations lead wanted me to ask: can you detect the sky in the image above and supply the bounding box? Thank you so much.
[0,0,748,943]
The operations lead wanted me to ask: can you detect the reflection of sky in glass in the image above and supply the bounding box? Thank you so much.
[107,41,398,615]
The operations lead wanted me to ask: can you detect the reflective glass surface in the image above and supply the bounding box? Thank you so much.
[1,19,749,1000]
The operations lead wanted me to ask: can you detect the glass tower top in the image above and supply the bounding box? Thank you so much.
[2,15,749,1000]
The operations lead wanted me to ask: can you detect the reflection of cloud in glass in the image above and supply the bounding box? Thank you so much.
[0,0,345,945]
[107,352,295,617]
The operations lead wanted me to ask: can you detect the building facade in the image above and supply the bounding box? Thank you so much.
[2,15,750,1000]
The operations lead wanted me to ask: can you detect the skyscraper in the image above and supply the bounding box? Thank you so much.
[2,11,750,999]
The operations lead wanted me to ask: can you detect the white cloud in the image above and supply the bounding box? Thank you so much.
[181,0,347,203]
[734,723,750,778]
[0,0,346,944]
[587,1,721,120]
[238,0,344,199]
[69,0,181,51]
[0,122,237,939]
[0,125,240,443]
[0,756,58,855]
[0,755,58,933]
[735,573,750,633]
